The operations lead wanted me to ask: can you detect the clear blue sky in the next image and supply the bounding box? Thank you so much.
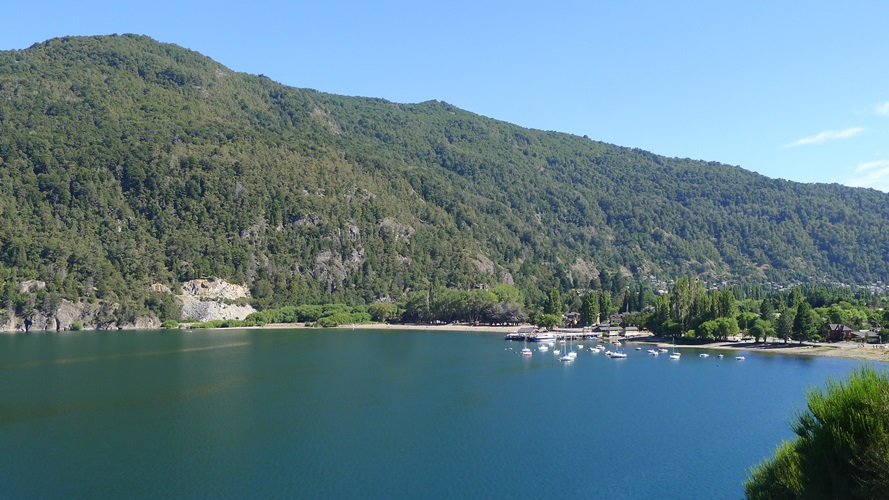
[4,1,889,191]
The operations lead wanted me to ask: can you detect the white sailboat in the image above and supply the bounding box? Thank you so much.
[669,337,681,360]
[521,330,532,357]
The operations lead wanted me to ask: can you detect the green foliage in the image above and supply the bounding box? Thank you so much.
[580,291,600,325]
[791,302,819,343]
[745,441,803,499]
[544,288,562,316]
[776,308,795,343]
[400,284,525,324]
[246,303,370,327]
[745,366,889,498]
[2,35,889,328]
[536,314,561,330]
[161,319,179,329]
[748,318,775,343]
[71,320,83,331]
[736,311,760,332]
[367,302,397,322]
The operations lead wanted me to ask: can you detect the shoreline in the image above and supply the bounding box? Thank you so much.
[26,319,884,363]
[257,322,889,363]
[638,337,889,363]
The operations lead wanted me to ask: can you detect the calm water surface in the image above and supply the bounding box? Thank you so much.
[0,329,873,498]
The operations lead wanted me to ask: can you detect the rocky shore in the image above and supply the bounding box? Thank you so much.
[2,278,255,332]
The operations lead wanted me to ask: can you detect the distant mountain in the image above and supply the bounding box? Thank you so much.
[1,34,887,317]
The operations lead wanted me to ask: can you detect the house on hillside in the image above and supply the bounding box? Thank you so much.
[827,324,854,342]
[563,312,581,327]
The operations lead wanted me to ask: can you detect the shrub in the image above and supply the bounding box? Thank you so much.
[745,366,889,498]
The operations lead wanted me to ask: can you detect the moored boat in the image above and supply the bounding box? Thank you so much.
[532,332,557,343]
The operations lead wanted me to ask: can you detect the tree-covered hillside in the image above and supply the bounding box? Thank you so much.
[1,34,887,317]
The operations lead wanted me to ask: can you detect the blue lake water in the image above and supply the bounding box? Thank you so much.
[0,329,874,498]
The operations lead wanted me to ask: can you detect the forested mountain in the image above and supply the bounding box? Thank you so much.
[1,34,888,318]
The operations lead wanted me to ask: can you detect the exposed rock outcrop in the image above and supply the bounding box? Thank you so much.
[19,280,46,293]
[176,278,256,322]
[0,278,255,333]
[179,278,251,301]
[5,299,161,333]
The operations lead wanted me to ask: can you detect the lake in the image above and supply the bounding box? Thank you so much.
[0,329,873,498]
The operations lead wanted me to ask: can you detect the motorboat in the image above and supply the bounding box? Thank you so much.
[609,351,628,359]
[538,344,549,352]
[699,353,709,358]
[735,356,745,361]
[521,347,532,357]
[532,332,557,343]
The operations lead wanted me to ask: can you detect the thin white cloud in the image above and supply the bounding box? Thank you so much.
[783,127,864,148]
[846,160,889,192]
[876,102,889,116]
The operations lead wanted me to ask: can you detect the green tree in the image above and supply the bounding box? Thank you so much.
[714,317,739,340]
[745,366,889,499]
[748,318,775,343]
[368,302,397,322]
[696,320,718,339]
[776,308,794,343]
[715,289,737,319]
[536,313,561,330]
[791,302,818,344]
[598,291,613,320]
[788,286,805,308]
[759,299,775,323]
[543,288,563,316]
[736,311,760,336]
[580,291,599,325]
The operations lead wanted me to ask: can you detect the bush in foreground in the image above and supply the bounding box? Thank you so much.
[745,365,889,498]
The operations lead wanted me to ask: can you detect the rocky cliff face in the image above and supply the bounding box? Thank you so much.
[176,278,256,322]
[0,277,254,333]
[1,299,163,333]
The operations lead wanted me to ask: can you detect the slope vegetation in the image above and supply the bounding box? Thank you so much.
[0,35,887,316]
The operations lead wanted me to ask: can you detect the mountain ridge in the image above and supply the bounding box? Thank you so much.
[1,34,887,322]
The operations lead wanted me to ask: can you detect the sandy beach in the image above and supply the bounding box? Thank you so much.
[640,337,889,363]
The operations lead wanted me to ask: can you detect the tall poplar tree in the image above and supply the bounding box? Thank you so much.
[581,291,599,325]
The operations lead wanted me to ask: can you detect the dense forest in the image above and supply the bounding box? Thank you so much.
[1,35,888,324]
